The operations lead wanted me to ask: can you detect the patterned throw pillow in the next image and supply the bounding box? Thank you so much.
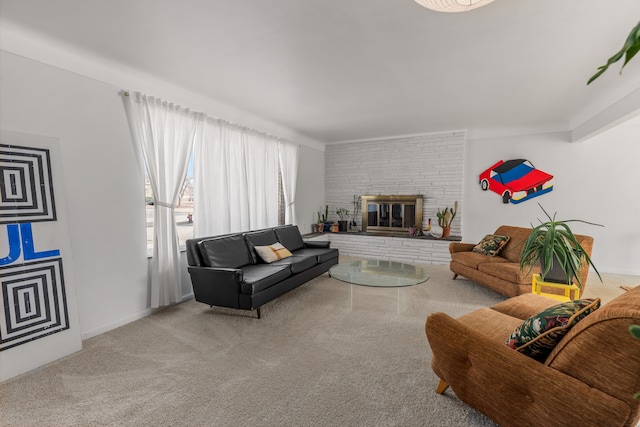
[505,298,600,360]
[254,242,293,263]
[472,234,510,256]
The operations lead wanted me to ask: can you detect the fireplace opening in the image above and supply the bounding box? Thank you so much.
[361,195,423,234]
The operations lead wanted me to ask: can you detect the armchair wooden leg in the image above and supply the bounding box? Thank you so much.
[256,307,261,319]
[452,273,458,280]
[436,379,449,394]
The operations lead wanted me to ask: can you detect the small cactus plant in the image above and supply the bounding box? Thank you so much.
[436,201,458,228]
[317,205,329,223]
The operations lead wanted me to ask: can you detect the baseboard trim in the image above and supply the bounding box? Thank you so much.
[81,292,195,341]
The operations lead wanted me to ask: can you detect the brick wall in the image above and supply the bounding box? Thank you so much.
[324,132,464,236]
[307,233,452,265]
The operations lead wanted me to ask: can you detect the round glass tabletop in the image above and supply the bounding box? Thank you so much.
[329,259,429,287]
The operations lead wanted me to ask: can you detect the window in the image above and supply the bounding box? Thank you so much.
[145,153,285,252]
[145,152,194,251]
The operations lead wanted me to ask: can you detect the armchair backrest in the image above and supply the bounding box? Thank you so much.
[546,286,640,425]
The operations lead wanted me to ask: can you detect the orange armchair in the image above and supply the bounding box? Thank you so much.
[425,288,640,427]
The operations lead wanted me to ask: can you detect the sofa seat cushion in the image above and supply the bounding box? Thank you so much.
[491,293,560,320]
[456,308,524,344]
[271,255,318,274]
[450,251,510,270]
[292,247,339,264]
[477,262,535,285]
[240,264,292,294]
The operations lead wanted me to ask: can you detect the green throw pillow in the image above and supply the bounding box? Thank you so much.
[505,298,600,360]
[472,234,510,256]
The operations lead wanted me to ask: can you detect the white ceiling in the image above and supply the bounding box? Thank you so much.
[2,0,640,143]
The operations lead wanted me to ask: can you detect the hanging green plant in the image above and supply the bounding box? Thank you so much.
[588,20,640,84]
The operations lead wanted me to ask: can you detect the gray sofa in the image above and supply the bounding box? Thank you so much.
[186,225,338,318]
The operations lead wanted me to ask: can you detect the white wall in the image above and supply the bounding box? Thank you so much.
[295,145,326,234]
[0,51,326,340]
[1,51,149,339]
[464,129,640,275]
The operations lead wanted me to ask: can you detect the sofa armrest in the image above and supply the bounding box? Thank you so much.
[425,312,629,427]
[304,240,331,249]
[449,242,475,254]
[187,266,244,308]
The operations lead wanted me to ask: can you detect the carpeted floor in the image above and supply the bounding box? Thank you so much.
[0,260,629,427]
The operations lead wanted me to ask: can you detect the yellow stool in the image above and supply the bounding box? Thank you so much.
[531,274,580,302]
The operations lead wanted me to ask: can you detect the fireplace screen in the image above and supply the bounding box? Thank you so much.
[361,195,423,233]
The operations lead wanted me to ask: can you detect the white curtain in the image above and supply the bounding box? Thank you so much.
[278,142,299,225]
[123,92,203,308]
[194,119,280,237]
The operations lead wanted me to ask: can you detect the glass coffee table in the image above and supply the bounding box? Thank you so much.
[329,259,429,287]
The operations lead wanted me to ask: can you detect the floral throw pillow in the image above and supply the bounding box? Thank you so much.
[505,298,600,360]
[472,234,510,256]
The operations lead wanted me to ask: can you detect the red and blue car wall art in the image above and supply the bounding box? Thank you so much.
[479,159,553,204]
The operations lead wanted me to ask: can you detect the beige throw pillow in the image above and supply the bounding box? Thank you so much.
[254,242,293,263]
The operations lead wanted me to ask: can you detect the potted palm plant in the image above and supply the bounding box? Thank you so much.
[519,204,602,287]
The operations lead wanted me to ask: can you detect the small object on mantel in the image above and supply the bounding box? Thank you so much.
[430,225,443,239]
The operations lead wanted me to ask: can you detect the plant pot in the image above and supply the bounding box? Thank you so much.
[540,254,577,284]
[442,227,451,238]
[338,220,348,232]
[323,222,332,232]
[313,223,324,233]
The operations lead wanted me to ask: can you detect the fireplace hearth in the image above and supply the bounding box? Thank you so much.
[361,195,423,234]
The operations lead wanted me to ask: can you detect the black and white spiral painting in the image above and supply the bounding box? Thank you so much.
[0,131,80,381]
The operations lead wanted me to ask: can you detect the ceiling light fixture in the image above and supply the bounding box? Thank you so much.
[414,0,496,13]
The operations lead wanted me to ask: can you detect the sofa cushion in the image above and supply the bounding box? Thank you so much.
[451,251,510,270]
[274,225,306,251]
[493,225,532,263]
[491,293,560,320]
[198,235,253,268]
[271,255,318,274]
[472,234,510,256]
[291,247,338,264]
[244,229,279,263]
[505,298,600,360]
[240,264,292,294]
[254,243,293,263]
[456,308,524,344]
[477,262,535,285]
